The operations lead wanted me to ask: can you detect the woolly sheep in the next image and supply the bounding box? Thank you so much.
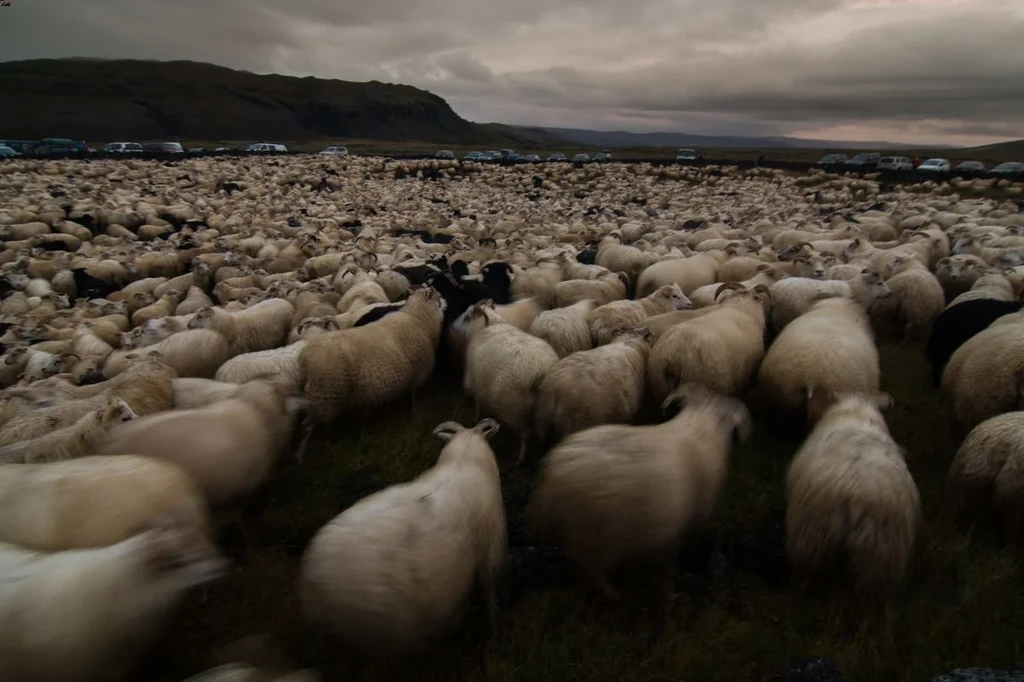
[0,397,135,464]
[588,284,691,346]
[786,392,920,590]
[936,254,988,300]
[768,270,892,332]
[941,316,1024,428]
[299,286,444,426]
[552,272,629,307]
[926,299,1024,386]
[947,411,1024,539]
[528,299,597,357]
[104,329,231,379]
[215,341,307,392]
[0,510,227,682]
[0,454,211,551]
[527,383,750,599]
[300,418,505,655]
[647,284,771,403]
[636,253,721,297]
[534,326,652,446]
[871,256,946,341]
[687,265,786,308]
[98,379,302,507]
[463,301,559,462]
[172,377,244,409]
[188,298,294,355]
[756,297,881,424]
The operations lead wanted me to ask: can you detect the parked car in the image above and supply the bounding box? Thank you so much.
[481,151,502,162]
[464,151,484,161]
[816,153,848,167]
[104,142,145,154]
[521,154,541,163]
[990,162,1024,177]
[0,140,36,155]
[593,150,613,162]
[435,149,455,160]
[917,158,951,172]
[214,147,231,152]
[877,156,913,171]
[34,138,90,155]
[676,148,702,162]
[320,146,349,157]
[956,160,986,172]
[847,152,881,169]
[0,145,20,158]
[572,153,590,163]
[142,142,185,154]
[245,143,288,152]
[188,147,205,153]
[547,152,567,162]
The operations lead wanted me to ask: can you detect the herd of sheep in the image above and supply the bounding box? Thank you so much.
[0,154,1023,681]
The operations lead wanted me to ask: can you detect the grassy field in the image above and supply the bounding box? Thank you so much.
[140,339,1024,682]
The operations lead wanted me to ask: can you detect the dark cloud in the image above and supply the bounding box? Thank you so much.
[1,0,1021,144]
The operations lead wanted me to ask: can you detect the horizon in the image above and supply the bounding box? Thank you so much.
[2,0,1021,148]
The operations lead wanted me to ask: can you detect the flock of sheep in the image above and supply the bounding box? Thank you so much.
[0,154,1023,681]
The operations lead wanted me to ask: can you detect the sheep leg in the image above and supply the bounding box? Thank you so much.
[294,417,315,464]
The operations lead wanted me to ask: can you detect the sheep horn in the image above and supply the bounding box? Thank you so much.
[474,418,500,439]
[432,421,464,441]
[714,282,745,300]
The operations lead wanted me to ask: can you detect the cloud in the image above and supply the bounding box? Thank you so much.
[1,0,1021,145]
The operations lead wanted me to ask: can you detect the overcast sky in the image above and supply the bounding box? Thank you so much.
[2,0,1022,145]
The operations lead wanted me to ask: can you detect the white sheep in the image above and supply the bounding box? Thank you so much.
[215,340,307,392]
[0,396,136,464]
[646,284,770,403]
[188,298,295,355]
[300,419,505,655]
[527,383,750,599]
[636,253,722,297]
[870,256,946,341]
[786,392,920,590]
[528,299,597,357]
[768,270,892,332]
[941,316,1024,428]
[463,301,559,462]
[588,284,691,346]
[947,411,1024,539]
[0,454,211,551]
[534,326,652,445]
[756,297,881,425]
[0,509,227,682]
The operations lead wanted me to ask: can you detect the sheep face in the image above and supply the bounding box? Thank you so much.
[101,398,137,425]
[860,269,893,299]
[655,283,693,310]
[187,307,216,329]
[794,254,828,280]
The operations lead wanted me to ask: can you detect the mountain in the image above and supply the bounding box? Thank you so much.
[0,58,523,145]
[523,126,945,151]
[964,139,1024,158]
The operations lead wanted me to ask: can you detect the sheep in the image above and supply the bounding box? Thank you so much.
[300,418,505,655]
[926,299,1024,385]
[215,341,306,391]
[0,509,227,682]
[132,291,184,328]
[646,284,771,403]
[941,316,1024,428]
[870,256,946,341]
[756,297,881,425]
[768,269,892,332]
[527,383,750,599]
[528,299,597,357]
[687,265,787,308]
[104,329,231,379]
[534,326,652,446]
[97,378,302,507]
[176,285,216,315]
[298,287,444,434]
[0,454,211,551]
[643,307,721,340]
[588,284,691,346]
[511,261,563,306]
[445,297,543,368]
[552,271,629,307]
[188,298,294,355]
[636,253,721,297]
[0,396,135,464]
[785,392,920,590]
[172,377,244,409]
[947,411,1024,539]
[935,254,988,300]
[463,300,559,463]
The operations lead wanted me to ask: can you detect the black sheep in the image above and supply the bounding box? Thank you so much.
[352,302,405,328]
[465,262,513,305]
[71,268,123,300]
[926,298,1024,386]
[393,262,443,286]
[576,244,599,265]
[426,271,470,325]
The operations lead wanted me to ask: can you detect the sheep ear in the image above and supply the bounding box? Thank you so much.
[474,418,499,440]
[432,421,463,442]
[872,391,894,412]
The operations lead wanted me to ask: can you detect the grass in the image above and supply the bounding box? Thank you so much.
[139,340,1024,682]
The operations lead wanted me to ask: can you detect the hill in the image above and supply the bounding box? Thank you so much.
[964,138,1024,158]
[524,125,949,151]
[0,58,526,145]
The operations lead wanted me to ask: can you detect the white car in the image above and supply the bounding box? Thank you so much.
[917,158,951,172]
[877,156,913,171]
[103,142,144,153]
[246,143,288,153]
[320,146,349,156]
